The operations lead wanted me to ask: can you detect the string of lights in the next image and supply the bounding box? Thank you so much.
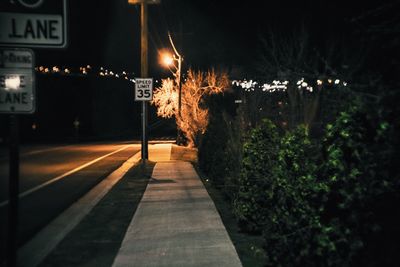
[34,65,346,93]
[35,64,131,80]
[34,65,164,84]
[35,65,166,86]
[232,78,348,93]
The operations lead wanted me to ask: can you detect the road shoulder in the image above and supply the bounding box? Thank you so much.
[17,152,148,267]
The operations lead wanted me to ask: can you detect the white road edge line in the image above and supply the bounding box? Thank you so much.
[0,145,133,208]
[17,150,142,267]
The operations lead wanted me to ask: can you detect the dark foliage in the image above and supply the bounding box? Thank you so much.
[232,119,280,233]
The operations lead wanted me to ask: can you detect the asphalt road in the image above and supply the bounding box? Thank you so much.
[0,142,141,262]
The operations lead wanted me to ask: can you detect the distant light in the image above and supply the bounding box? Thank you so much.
[335,79,340,84]
[317,79,323,85]
[73,119,80,128]
[297,78,304,85]
[328,79,332,84]
[5,76,21,90]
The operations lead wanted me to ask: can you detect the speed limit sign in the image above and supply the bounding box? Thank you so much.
[135,78,153,101]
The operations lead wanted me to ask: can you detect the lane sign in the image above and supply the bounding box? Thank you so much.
[0,0,67,48]
[135,78,153,101]
[0,49,35,114]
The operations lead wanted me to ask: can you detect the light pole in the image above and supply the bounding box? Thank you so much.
[162,34,182,115]
[128,0,160,162]
[161,33,183,143]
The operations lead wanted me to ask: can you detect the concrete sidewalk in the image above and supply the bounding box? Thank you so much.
[112,144,242,267]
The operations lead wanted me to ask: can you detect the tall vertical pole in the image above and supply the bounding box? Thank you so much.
[141,2,148,162]
[168,32,183,145]
[178,21,183,117]
[7,115,19,267]
[178,57,182,116]
[176,56,182,145]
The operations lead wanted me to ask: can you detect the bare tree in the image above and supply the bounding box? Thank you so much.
[152,78,178,118]
[255,27,365,130]
[152,68,229,147]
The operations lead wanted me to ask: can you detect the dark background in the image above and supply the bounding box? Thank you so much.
[1,0,398,142]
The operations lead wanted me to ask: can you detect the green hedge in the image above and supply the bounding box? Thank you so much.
[233,119,281,233]
[231,103,399,266]
[262,125,330,266]
[198,94,240,195]
[319,102,400,266]
[198,111,227,187]
[199,95,400,266]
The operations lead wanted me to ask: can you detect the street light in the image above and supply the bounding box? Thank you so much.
[161,52,174,67]
[160,33,182,117]
[160,33,183,144]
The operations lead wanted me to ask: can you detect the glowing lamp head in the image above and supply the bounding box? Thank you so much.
[162,53,174,66]
[5,76,21,91]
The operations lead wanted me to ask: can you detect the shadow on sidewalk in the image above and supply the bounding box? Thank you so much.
[38,162,155,267]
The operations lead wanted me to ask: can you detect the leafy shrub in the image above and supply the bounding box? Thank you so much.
[260,101,400,266]
[200,90,400,266]
[233,119,281,233]
[319,101,400,266]
[198,110,228,187]
[219,112,244,200]
[262,125,331,266]
[198,93,243,198]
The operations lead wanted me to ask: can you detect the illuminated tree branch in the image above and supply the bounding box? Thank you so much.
[152,68,229,147]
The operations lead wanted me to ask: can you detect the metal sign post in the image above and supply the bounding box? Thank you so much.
[0,48,35,267]
[135,78,153,163]
[7,114,19,267]
[129,0,160,164]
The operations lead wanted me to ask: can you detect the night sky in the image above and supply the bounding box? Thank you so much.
[1,0,399,141]
[34,0,398,76]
